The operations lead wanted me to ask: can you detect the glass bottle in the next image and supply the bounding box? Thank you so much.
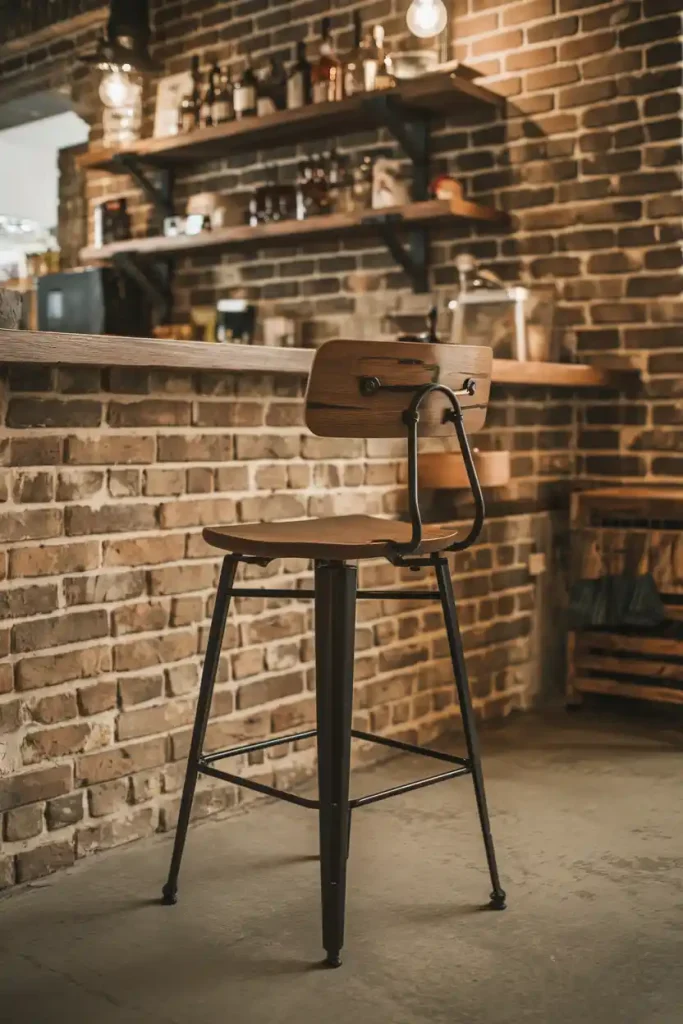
[365,25,392,91]
[212,66,234,124]
[311,17,343,103]
[351,153,374,212]
[190,55,203,128]
[201,66,218,127]
[178,55,200,133]
[287,40,312,109]
[343,10,367,97]
[233,60,258,119]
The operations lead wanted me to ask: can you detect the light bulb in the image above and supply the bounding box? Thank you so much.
[99,70,139,108]
[406,0,448,38]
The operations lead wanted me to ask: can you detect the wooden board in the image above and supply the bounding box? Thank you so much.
[305,338,491,437]
[80,198,505,263]
[77,71,504,173]
[577,654,683,682]
[577,631,683,659]
[418,450,511,490]
[573,677,683,706]
[0,329,639,387]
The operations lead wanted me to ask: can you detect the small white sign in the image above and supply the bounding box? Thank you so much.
[154,71,193,138]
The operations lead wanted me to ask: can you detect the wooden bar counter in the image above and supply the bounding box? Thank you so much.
[0,326,635,890]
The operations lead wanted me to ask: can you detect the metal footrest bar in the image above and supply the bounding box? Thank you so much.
[195,727,471,815]
[201,729,317,765]
[351,729,469,768]
[351,766,470,809]
[198,762,319,809]
[228,588,442,601]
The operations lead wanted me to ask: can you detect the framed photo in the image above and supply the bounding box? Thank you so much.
[154,71,192,138]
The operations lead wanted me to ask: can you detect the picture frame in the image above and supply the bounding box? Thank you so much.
[153,71,192,138]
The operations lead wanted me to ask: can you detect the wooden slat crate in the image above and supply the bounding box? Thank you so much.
[567,488,683,707]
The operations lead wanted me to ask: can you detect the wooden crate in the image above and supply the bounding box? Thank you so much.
[567,488,683,707]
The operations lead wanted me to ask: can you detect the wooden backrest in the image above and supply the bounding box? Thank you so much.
[305,339,492,438]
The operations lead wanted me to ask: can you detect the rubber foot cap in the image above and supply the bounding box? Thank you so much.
[161,887,178,906]
[324,953,342,968]
[489,891,507,911]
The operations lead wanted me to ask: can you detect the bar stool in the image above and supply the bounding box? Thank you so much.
[162,338,507,968]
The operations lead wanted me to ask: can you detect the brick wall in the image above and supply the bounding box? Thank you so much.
[0,0,680,886]
[0,366,547,887]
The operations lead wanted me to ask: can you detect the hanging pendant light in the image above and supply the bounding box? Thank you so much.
[80,0,161,73]
[81,0,161,148]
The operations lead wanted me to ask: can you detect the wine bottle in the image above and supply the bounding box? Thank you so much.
[178,55,200,133]
[287,40,312,109]
[311,17,343,103]
[201,66,218,127]
[212,66,234,124]
[233,60,258,119]
[190,55,203,128]
[343,10,367,97]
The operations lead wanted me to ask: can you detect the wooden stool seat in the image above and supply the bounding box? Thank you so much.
[204,514,462,561]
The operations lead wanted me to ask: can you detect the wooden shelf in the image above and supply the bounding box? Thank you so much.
[77,71,503,174]
[80,197,505,263]
[0,329,639,390]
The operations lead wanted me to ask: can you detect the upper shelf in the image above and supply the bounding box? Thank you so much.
[0,330,640,389]
[80,197,505,263]
[77,70,504,174]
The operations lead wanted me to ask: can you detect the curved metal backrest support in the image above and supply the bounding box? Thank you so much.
[390,382,486,558]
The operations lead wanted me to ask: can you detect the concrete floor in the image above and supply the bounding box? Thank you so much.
[1,709,682,1024]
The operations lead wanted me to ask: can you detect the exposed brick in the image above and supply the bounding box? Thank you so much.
[109,400,192,427]
[65,503,158,537]
[46,792,84,830]
[66,435,156,465]
[78,681,117,716]
[12,471,55,504]
[76,737,167,786]
[0,764,72,812]
[0,508,63,544]
[15,840,75,882]
[102,534,185,568]
[4,803,44,842]
[9,541,100,579]
[23,722,92,764]
[29,692,78,725]
[16,645,112,692]
[13,609,108,654]
[7,398,101,429]
[0,583,58,621]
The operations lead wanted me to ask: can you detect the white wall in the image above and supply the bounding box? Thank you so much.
[0,112,90,229]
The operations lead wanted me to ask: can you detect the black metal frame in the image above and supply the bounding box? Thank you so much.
[162,381,506,967]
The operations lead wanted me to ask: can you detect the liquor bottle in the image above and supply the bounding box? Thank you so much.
[312,155,330,215]
[190,55,203,127]
[212,66,233,124]
[257,57,287,116]
[365,25,392,92]
[287,40,312,109]
[343,10,367,97]
[233,60,258,119]
[178,55,201,133]
[201,66,218,127]
[311,17,343,103]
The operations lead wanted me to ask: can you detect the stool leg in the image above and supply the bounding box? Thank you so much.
[315,560,357,968]
[162,555,239,905]
[434,556,507,911]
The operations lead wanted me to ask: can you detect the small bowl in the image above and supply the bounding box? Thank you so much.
[385,50,440,81]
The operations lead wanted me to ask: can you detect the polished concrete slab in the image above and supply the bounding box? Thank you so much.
[1,710,682,1024]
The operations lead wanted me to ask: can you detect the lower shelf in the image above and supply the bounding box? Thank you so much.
[79,197,506,263]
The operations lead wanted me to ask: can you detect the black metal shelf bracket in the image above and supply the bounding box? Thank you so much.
[112,155,174,219]
[113,253,172,326]
[362,93,431,201]
[362,213,429,293]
